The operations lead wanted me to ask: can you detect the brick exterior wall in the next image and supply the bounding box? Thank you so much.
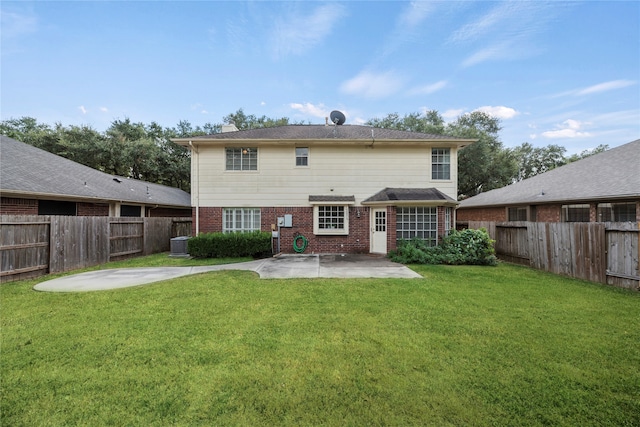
[0,197,38,215]
[195,205,453,254]
[77,202,110,216]
[534,205,561,222]
[456,206,506,222]
[459,201,640,223]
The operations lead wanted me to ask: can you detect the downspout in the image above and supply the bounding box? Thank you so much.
[189,140,200,235]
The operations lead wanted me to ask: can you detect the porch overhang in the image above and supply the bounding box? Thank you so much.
[361,188,459,207]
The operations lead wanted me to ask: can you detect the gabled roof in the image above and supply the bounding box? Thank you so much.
[363,188,458,205]
[459,139,640,208]
[174,124,475,148]
[0,135,191,208]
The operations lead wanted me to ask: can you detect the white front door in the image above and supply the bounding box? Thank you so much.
[370,208,387,254]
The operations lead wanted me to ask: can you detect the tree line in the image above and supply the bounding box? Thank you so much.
[0,109,606,197]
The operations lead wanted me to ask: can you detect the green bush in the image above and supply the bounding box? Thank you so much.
[389,228,497,266]
[187,231,272,258]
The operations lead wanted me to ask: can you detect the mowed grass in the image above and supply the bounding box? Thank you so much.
[2,256,639,426]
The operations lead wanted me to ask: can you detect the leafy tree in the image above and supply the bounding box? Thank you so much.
[367,110,445,134]
[511,142,566,182]
[565,144,609,163]
[445,111,517,197]
[223,108,294,130]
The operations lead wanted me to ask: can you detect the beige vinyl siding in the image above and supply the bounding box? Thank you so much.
[195,144,458,207]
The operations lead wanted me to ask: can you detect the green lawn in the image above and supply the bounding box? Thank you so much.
[2,255,639,426]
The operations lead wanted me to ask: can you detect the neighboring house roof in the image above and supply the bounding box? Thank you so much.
[459,139,640,208]
[174,124,475,147]
[363,188,458,205]
[0,135,191,208]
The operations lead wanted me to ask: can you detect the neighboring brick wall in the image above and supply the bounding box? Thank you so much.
[0,197,38,215]
[456,206,505,222]
[77,203,109,216]
[535,205,562,222]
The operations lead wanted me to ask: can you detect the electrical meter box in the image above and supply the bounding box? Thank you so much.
[277,214,293,227]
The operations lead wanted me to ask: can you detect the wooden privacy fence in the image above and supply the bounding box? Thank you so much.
[463,221,640,290]
[1,216,192,283]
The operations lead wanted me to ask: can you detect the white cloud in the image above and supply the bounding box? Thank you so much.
[541,119,592,139]
[408,80,448,96]
[340,70,404,99]
[398,1,434,28]
[474,105,520,120]
[100,107,109,113]
[290,102,329,118]
[575,79,636,95]
[270,4,346,58]
[449,2,518,43]
[442,109,465,120]
[78,105,87,115]
[451,2,557,67]
[462,41,513,67]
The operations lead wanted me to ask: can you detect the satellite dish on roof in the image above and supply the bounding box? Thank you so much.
[330,110,346,125]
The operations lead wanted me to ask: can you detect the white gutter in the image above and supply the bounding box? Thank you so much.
[189,140,200,235]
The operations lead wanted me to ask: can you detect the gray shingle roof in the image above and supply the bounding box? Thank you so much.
[459,139,640,208]
[363,188,457,204]
[175,124,473,143]
[1,135,191,208]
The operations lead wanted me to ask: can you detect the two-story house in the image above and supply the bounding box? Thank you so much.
[174,123,474,254]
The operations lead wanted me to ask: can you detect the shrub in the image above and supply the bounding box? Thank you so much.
[389,228,497,266]
[187,231,272,258]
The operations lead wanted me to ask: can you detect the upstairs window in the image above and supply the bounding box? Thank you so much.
[432,148,450,180]
[296,147,309,166]
[226,147,257,171]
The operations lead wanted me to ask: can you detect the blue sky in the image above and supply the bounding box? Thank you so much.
[2,1,638,154]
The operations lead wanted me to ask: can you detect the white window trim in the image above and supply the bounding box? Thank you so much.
[431,148,451,181]
[313,204,350,236]
[225,147,258,172]
[223,208,261,233]
[295,147,309,167]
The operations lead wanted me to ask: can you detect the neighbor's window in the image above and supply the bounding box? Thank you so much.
[396,206,437,246]
[507,207,527,221]
[296,147,309,166]
[597,202,636,222]
[562,204,590,222]
[38,200,77,216]
[432,148,450,180]
[223,208,261,232]
[314,205,349,235]
[120,205,142,217]
[226,147,257,171]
